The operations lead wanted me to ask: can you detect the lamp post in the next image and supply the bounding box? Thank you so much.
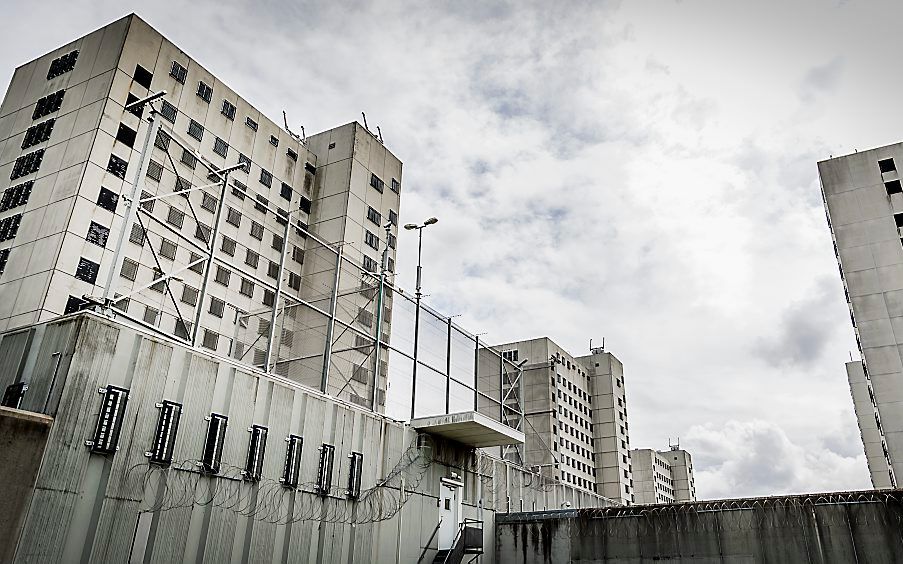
[404,217,438,419]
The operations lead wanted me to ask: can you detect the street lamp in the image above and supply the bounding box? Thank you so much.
[404,217,438,419]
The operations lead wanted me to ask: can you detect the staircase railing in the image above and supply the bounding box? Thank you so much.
[417,518,442,563]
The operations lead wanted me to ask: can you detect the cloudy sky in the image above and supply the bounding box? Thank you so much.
[6,0,903,499]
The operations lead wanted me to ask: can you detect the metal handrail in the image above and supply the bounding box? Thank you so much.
[417,517,442,563]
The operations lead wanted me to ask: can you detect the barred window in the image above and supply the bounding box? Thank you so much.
[222,100,236,120]
[255,195,268,213]
[47,50,78,80]
[240,278,254,297]
[366,206,381,225]
[187,119,204,141]
[181,285,199,306]
[362,256,378,273]
[120,257,139,281]
[202,329,219,350]
[128,223,145,246]
[181,149,198,170]
[391,178,400,193]
[195,222,211,243]
[288,272,301,290]
[364,231,379,250]
[146,160,163,182]
[249,221,264,240]
[21,118,55,149]
[196,81,213,103]
[188,253,204,274]
[201,192,218,212]
[166,206,185,228]
[238,153,251,172]
[170,61,188,84]
[32,90,65,120]
[154,130,171,151]
[291,246,304,264]
[245,249,259,268]
[259,169,273,188]
[221,236,236,256]
[388,209,398,226]
[96,187,119,212]
[226,207,242,227]
[174,319,192,339]
[213,137,229,157]
[159,238,177,260]
[388,233,396,249]
[0,181,34,212]
[272,233,283,252]
[232,179,248,200]
[370,173,384,193]
[0,214,22,242]
[262,290,275,307]
[214,265,231,286]
[209,297,225,318]
[160,100,177,123]
[246,117,258,131]
[267,261,280,279]
[175,177,192,193]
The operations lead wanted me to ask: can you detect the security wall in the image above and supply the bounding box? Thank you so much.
[0,312,607,563]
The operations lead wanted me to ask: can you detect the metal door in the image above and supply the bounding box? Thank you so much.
[438,480,461,549]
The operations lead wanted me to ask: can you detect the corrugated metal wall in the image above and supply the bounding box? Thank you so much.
[1,313,608,563]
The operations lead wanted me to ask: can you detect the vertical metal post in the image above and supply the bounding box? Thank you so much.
[321,244,343,393]
[499,352,504,423]
[191,172,230,346]
[371,223,391,410]
[265,212,292,373]
[410,228,423,421]
[445,317,452,414]
[473,335,480,412]
[101,108,160,309]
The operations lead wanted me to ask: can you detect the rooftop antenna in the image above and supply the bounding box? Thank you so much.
[282,110,303,144]
[376,125,384,144]
[361,112,370,132]
[589,337,605,355]
[669,437,680,450]
[300,125,306,144]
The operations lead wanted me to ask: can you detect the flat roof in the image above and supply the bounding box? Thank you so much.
[409,411,525,447]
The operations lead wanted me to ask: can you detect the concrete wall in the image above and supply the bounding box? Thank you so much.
[497,491,903,563]
[0,407,53,563]
[1,312,608,563]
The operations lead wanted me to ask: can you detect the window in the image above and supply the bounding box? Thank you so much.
[125,93,143,118]
[879,158,897,173]
[886,180,902,195]
[209,297,225,318]
[221,100,236,120]
[367,207,381,225]
[159,238,177,260]
[238,153,251,173]
[11,149,45,180]
[33,90,65,120]
[181,149,198,170]
[120,257,139,281]
[364,230,379,250]
[181,285,199,306]
[188,120,204,141]
[298,196,311,214]
[254,195,269,214]
[133,64,153,89]
[262,289,275,307]
[154,130,171,151]
[250,221,264,240]
[75,257,100,284]
[215,265,231,286]
[0,181,34,212]
[196,81,212,103]
[146,160,163,182]
[362,256,378,273]
[128,223,145,246]
[267,260,280,279]
[86,222,110,247]
[388,209,398,226]
[188,253,204,274]
[166,206,185,228]
[246,117,258,131]
[22,118,55,149]
[245,249,259,268]
[143,306,159,325]
[291,246,304,264]
[221,236,236,256]
[287,148,298,162]
[104,154,128,179]
[272,233,283,252]
[391,178,400,193]
[288,271,301,290]
[388,233,396,249]
[280,182,292,201]
[240,278,254,297]
[210,138,228,159]
[259,169,273,188]
[170,61,188,84]
[201,192,218,212]
[47,50,79,80]
[232,179,248,200]
[370,173,384,193]
[160,100,177,123]
[195,222,211,243]
[115,123,137,148]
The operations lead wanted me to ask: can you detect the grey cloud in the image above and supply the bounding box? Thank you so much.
[753,277,843,368]
[800,56,844,102]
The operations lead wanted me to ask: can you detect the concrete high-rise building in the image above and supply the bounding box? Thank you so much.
[0,14,401,410]
[819,143,903,489]
[632,446,697,504]
[494,337,634,505]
